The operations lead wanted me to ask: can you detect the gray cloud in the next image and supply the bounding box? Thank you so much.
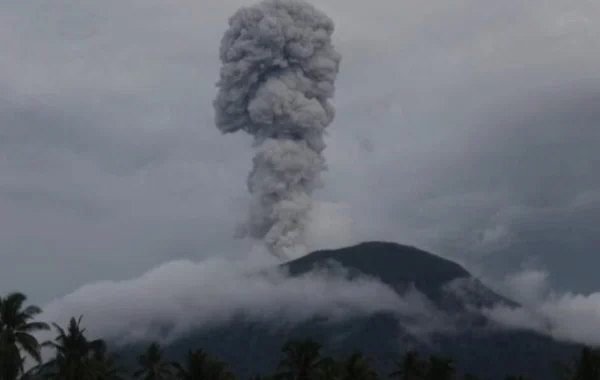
[1,0,600,310]
[213,0,342,257]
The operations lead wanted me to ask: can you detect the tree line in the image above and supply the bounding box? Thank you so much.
[1,291,599,380]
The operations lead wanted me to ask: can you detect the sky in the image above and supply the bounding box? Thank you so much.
[2,0,600,346]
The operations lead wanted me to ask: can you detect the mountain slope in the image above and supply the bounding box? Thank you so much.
[118,241,580,379]
[286,241,469,295]
[283,241,512,307]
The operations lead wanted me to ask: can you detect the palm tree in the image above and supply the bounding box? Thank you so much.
[0,292,50,380]
[389,351,424,380]
[87,341,127,380]
[552,358,572,380]
[133,342,172,380]
[171,349,210,380]
[425,355,455,380]
[202,357,235,380]
[277,339,324,380]
[43,316,106,380]
[340,351,377,380]
[18,358,42,380]
[568,346,600,380]
[318,357,340,380]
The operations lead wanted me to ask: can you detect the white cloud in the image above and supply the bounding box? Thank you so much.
[305,201,359,253]
[484,269,600,346]
[36,247,416,347]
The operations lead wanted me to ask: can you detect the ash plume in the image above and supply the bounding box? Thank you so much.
[213,0,342,258]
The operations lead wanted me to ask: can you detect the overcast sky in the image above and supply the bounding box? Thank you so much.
[2,0,600,318]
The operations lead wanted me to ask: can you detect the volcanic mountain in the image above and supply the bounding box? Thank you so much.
[119,242,581,379]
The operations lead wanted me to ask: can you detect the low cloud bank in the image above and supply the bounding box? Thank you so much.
[483,269,600,346]
[37,247,423,346]
[36,243,600,355]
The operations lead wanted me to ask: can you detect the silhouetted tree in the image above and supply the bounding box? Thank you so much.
[569,346,600,380]
[202,357,235,380]
[318,357,341,380]
[389,351,424,380]
[0,292,49,380]
[277,339,324,380]
[171,349,209,380]
[133,342,173,380]
[171,349,234,380]
[425,355,455,380]
[88,342,127,380]
[340,351,377,380]
[43,316,107,380]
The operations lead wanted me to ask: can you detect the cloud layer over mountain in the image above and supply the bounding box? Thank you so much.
[37,247,433,346]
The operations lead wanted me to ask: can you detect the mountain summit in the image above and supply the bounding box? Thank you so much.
[284,241,511,311]
[285,241,470,288]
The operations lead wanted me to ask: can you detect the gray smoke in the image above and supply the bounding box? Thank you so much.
[213,0,342,258]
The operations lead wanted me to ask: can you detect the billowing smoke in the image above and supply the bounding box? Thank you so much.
[213,0,342,258]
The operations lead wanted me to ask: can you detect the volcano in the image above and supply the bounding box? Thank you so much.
[118,242,581,379]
